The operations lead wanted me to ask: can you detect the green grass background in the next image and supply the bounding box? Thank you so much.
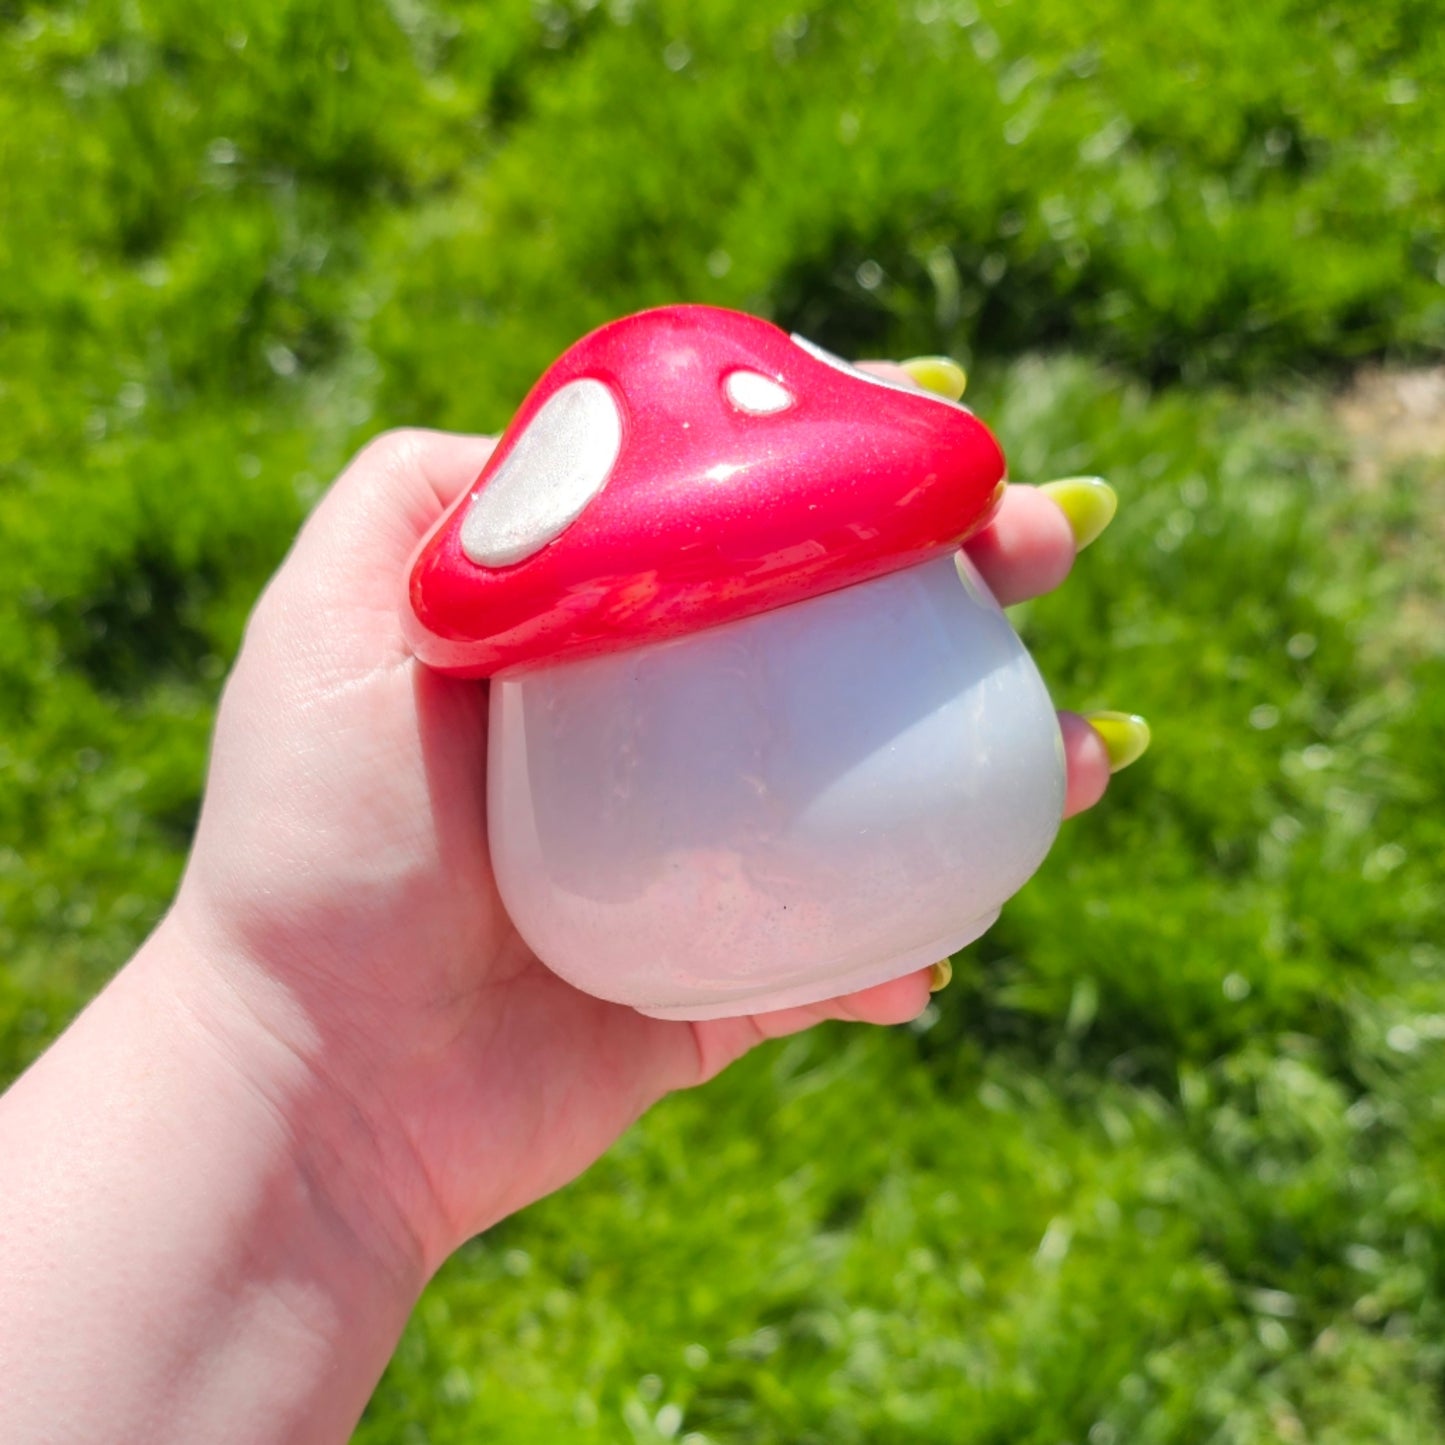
[3,0,1444,1439]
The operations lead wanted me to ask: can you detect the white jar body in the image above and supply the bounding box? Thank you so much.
[488,552,1065,1019]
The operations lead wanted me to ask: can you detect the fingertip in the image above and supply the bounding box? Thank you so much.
[311,428,497,559]
[1059,710,1113,818]
[854,360,917,387]
[403,429,499,511]
[835,968,934,1026]
[963,485,1078,606]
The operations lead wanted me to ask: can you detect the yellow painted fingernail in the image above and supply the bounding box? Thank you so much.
[1038,477,1118,551]
[1084,711,1152,774]
[928,958,954,993]
[901,356,967,401]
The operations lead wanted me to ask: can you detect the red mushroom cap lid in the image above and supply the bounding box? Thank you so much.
[404,305,1006,676]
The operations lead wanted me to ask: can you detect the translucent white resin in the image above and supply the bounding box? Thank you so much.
[488,552,1065,1019]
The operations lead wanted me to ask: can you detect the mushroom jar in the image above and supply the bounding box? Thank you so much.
[405,306,1064,1019]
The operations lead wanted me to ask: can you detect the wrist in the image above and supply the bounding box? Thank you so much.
[0,908,432,1443]
[146,900,443,1290]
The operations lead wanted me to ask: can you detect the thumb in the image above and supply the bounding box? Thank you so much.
[299,428,497,588]
[254,429,497,677]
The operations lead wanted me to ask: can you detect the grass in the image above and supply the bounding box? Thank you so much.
[2,0,1443,1439]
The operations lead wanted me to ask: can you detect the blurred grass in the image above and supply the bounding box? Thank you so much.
[2,0,1443,1440]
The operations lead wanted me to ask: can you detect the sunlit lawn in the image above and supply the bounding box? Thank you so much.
[2,2,1443,1440]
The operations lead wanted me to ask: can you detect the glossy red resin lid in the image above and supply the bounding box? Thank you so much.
[405,305,1006,676]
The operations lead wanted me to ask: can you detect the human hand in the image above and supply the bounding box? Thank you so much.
[168,387,1135,1281]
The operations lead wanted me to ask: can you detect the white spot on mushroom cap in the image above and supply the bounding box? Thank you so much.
[460,378,623,568]
[790,333,971,414]
[725,369,794,415]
